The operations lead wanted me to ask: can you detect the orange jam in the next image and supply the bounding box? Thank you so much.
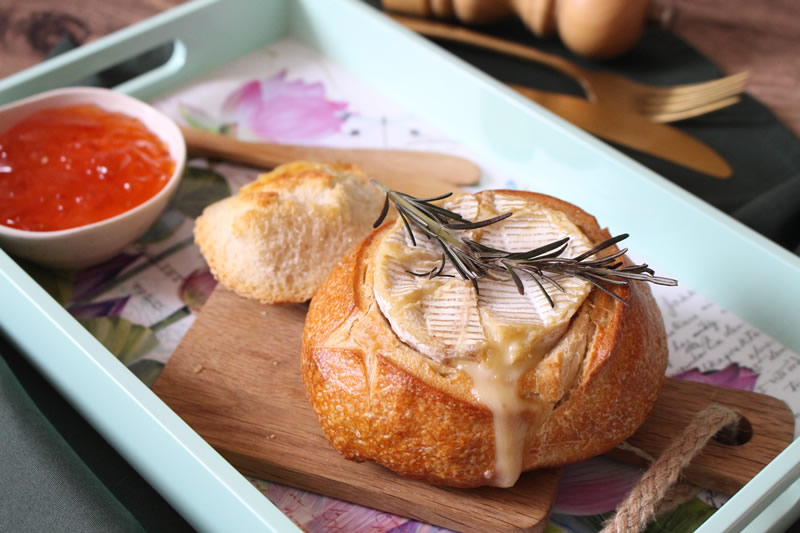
[0,104,175,232]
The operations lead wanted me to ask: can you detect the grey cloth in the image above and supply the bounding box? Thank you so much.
[0,352,143,532]
[734,174,800,255]
[0,335,194,532]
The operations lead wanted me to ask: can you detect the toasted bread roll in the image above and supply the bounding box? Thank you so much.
[302,190,667,487]
[194,161,384,304]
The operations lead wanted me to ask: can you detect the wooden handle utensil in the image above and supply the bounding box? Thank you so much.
[180,126,481,187]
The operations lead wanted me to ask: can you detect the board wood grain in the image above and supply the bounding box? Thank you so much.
[153,286,794,531]
[153,287,560,533]
[606,377,795,496]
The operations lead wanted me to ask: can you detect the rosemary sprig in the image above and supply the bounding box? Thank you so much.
[370,180,677,306]
[371,179,509,291]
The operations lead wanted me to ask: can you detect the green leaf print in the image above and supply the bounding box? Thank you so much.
[78,316,158,365]
[136,206,186,244]
[136,165,231,244]
[178,103,232,134]
[172,166,232,219]
[128,359,165,388]
[575,497,716,533]
[642,498,716,533]
[17,258,75,304]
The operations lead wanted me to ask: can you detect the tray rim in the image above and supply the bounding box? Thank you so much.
[1,0,799,531]
[278,2,800,364]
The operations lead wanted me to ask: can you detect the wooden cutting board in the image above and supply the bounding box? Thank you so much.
[153,286,794,532]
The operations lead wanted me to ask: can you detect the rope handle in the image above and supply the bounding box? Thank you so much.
[601,404,739,533]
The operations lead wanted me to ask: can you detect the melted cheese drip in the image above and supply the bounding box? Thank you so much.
[373,191,594,487]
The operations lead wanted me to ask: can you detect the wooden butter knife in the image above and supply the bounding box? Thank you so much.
[179,126,481,186]
[512,85,732,178]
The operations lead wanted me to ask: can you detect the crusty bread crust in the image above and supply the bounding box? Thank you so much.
[302,190,667,487]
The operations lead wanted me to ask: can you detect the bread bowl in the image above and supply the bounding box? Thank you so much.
[302,188,668,488]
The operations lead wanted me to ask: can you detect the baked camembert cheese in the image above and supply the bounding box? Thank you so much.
[302,189,668,488]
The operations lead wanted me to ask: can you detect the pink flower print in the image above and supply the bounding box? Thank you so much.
[255,481,438,532]
[222,70,348,143]
[178,103,237,136]
[553,457,643,516]
[675,363,758,391]
[179,268,218,312]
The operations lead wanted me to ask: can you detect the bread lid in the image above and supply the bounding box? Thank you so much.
[373,190,594,365]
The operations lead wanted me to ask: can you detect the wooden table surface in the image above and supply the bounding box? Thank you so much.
[1,0,798,137]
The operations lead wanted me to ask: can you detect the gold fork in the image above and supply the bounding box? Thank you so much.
[393,15,749,123]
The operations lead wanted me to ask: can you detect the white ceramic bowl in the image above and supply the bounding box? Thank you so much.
[0,87,186,269]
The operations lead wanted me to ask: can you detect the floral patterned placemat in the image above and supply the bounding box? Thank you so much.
[21,38,799,533]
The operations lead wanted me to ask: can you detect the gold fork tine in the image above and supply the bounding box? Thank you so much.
[633,71,750,99]
[638,91,744,116]
[634,75,749,112]
[393,14,749,123]
[635,75,749,113]
[649,96,741,123]
[637,89,746,116]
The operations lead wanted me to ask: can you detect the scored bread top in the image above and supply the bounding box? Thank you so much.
[373,190,595,366]
[302,189,668,487]
[194,161,384,304]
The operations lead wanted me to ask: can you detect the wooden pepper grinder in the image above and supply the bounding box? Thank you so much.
[383,0,651,59]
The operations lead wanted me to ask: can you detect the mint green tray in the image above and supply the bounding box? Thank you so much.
[1,0,798,531]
